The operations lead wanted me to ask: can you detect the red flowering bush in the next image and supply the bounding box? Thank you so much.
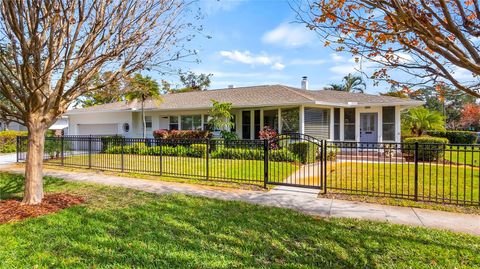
[259,126,278,149]
[259,126,277,140]
[153,129,212,139]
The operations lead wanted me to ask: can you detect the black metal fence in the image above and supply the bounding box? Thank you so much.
[326,141,480,206]
[16,135,480,206]
[16,135,299,186]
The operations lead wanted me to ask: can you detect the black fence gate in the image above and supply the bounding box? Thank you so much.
[266,133,326,189]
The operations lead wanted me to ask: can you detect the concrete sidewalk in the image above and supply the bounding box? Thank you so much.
[2,166,479,235]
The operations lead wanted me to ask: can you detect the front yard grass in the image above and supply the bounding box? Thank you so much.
[321,162,480,213]
[1,172,479,268]
[445,145,480,166]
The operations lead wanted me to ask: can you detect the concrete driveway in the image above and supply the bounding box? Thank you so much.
[0,153,17,165]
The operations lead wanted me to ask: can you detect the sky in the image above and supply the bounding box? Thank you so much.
[154,0,391,94]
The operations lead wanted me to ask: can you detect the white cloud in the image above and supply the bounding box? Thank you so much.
[219,50,285,70]
[271,62,285,70]
[262,23,316,48]
[452,66,474,81]
[196,70,291,80]
[330,53,347,62]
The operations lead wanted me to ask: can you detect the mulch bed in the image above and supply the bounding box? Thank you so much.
[0,193,84,224]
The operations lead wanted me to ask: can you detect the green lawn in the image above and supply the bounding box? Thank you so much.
[46,153,298,185]
[1,173,480,268]
[326,162,480,205]
[445,145,480,166]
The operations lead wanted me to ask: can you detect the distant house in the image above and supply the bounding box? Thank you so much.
[65,79,422,143]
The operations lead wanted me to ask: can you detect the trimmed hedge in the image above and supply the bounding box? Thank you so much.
[403,136,449,161]
[288,142,319,164]
[210,147,298,162]
[105,143,298,162]
[101,135,123,152]
[0,130,27,153]
[426,130,477,144]
[105,143,204,158]
[153,129,212,140]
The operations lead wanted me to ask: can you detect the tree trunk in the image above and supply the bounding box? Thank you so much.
[22,121,47,205]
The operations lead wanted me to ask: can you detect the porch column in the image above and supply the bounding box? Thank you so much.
[250,110,255,139]
[299,106,305,134]
[378,109,383,142]
[395,106,401,142]
[355,108,360,141]
[329,107,334,140]
[339,108,345,141]
[278,108,282,134]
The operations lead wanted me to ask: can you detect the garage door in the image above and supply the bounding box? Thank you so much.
[78,124,118,135]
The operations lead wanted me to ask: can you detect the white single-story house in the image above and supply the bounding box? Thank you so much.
[65,82,423,143]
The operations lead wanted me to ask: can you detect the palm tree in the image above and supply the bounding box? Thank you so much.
[402,107,445,136]
[342,73,366,93]
[326,83,345,91]
[125,74,161,138]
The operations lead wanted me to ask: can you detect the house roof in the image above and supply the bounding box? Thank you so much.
[67,84,423,114]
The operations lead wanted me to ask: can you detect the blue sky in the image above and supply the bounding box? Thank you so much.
[156,0,390,94]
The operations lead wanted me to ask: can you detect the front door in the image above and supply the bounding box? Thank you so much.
[360,113,378,144]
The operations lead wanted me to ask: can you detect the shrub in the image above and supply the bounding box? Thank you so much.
[269,148,298,162]
[190,144,207,157]
[105,143,206,158]
[0,130,27,153]
[211,147,264,160]
[403,136,449,161]
[101,135,123,152]
[426,130,477,144]
[153,129,212,140]
[325,144,339,161]
[288,142,319,164]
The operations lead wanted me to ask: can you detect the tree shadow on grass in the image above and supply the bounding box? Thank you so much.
[0,173,67,200]
[1,193,479,268]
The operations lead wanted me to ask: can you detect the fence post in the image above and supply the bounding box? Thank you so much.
[159,138,163,176]
[206,139,210,180]
[88,135,92,169]
[414,142,419,201]
[322,140,328,194]
[16,136,19,163]
[263,139,269,189]
[61,136,64,166]
[121,137,125,173]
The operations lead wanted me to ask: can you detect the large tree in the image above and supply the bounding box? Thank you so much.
[297,0,480,97]
[0,0,197,204]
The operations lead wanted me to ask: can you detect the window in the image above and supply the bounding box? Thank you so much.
[334,108,340,140]
[281,108,300,133]
[169,116,179,130]
[263,109,278,131]
[242,111,251,139]
[304,108,329,139]
[145,116,153,132]
[181,115,202,130]
[382,106,395,141]
[344,108,356,140]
